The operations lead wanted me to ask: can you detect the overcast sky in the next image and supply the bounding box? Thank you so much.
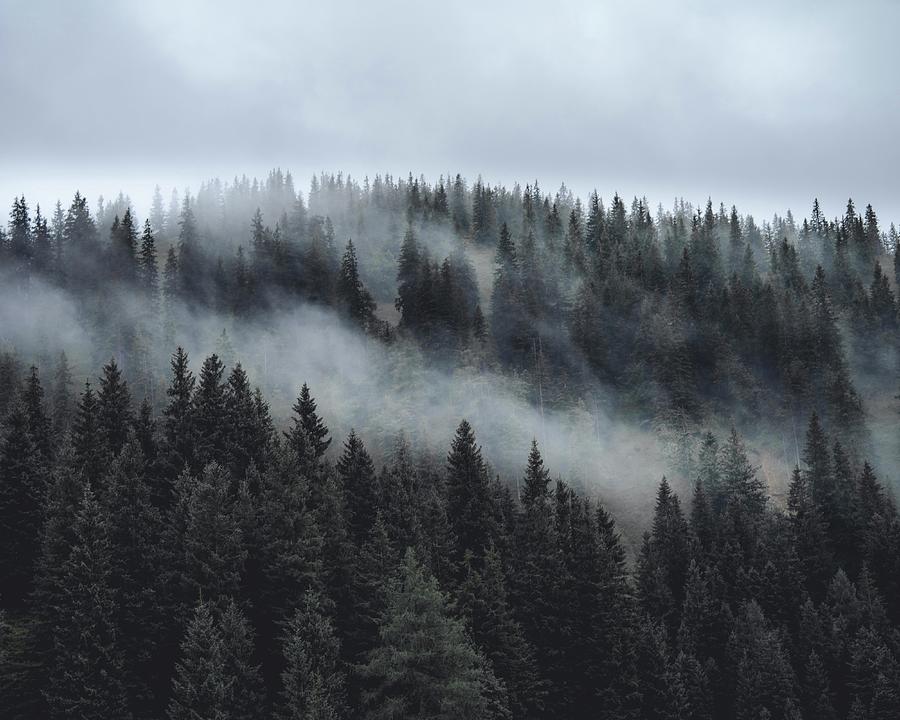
[1,0,898,226]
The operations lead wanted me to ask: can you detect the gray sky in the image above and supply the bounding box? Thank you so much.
[1,0,898,226]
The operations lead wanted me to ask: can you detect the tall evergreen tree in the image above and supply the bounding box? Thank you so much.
[278,591,346,720]
[361,549,506,720]
[46,486,130,720]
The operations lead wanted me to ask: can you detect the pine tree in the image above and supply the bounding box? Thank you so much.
[457,546,542,719]
[255,445,324,626]
[72,381,107,485]
[361,549,505,720]
[102,437,164,716]
[51,351,74,436]
[219,600,265,720]
[162,348,196,480]
[800,651,837,720]
[395,226,422,329]
[224,363,270,479]
[97,358,134,456]
[638,478,691,632]
[718,428,766,523]
[337,430,379,544]
[176,196,205,306]
[167,602,229,720]
[111,207,138,284]
[193,354,227,469]
[727,601,799,720]
[787,466,832,598]
[285,383,331,467]
[138,219,159,307]
[445,420,499,567]
[0,401,45,606]
[46,486,131,720]
[22,366,53,462]
[181,462,247,602]
[337,239,376,330]
[278,591,346,720]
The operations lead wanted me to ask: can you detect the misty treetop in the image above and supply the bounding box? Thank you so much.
[2,170,900,718]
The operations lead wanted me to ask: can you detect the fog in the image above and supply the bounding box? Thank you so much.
[0,271,672,545]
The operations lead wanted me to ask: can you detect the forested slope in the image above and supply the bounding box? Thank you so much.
[2,171,900,718]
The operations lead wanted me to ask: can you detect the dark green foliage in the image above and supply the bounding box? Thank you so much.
[162,347,196,480]
[0,401,45,606]
[97,358,134,456]
[285,382,331,468]
[727,601,798,720]
[179,462,247,603]
[360,549,505,720]
[193,354,227,468]
[72,381,107,484]
[337,239,376,330]
[4,173,900,720]
[336,430,379,544]
[277,592,346,720]
[167,602,229,720]
[45,486,131,720]
[457,546,543,719]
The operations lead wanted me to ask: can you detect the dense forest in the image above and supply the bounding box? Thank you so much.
[1,171,900,719]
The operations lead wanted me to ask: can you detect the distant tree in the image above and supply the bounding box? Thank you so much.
[337,239,376,330]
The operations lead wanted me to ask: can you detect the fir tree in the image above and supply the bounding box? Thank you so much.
[445,420,499,567]
[285,383,331,467]
[167,602,229,720]
[46,486,131,720]
[336,430,379,544]
[278,591,346,720]
[97,358,134,456]
[0,401,45,606]
[336,239,376,330]
[361,549,505,720]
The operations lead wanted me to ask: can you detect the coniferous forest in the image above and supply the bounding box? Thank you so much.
[2,172,900,720]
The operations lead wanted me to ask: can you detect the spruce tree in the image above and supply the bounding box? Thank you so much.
[336,239,375,330]
[361,549,505,720]
[445,419,499,567]
[22,365,53,463]
[336,430,379,544]
[102,437,164,714]
[219,599,265,720]
[72,381,107,485]
[193,354,227,469]
[0,401,44,606]
[457,546,542,719]
[167,602,229,720]
[46,486,130,720]
[138,218,160,307]
[285,382,331,467]
[162,348,196,480]
[97,358,134,456]
[181,462,247,602]
[278,591,346,720]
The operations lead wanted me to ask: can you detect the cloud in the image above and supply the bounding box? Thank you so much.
[1,0,898,224]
